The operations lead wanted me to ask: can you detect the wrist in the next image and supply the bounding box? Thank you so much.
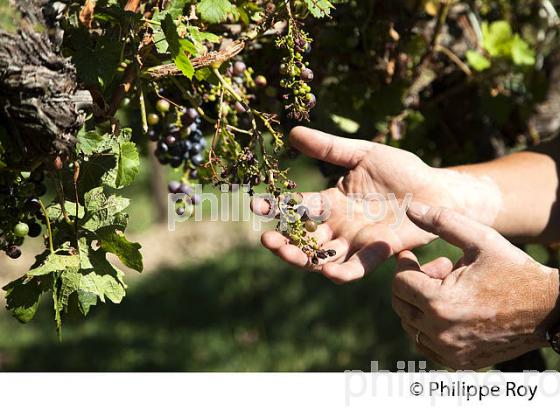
[429,166,503,227]
[533,267,560,348]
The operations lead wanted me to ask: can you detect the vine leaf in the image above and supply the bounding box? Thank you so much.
[2,276,50,323]
[162,14,196,79]
[77,130,106,155]
[479,20,535,67]
[82,188,130,231]
[466,51,491,72]
[302,0,334,18]
[78,128,139,192]
[197,0,236,24]
[24,254,81,280]
[96,227,143,272]
[115,141,140,188]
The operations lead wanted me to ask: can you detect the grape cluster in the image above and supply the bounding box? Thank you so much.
[276,24,316,121]
[148,103,207,173]
[277,193,336,265]
[0,169,46,259]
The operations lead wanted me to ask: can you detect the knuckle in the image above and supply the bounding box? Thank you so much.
[430,207,454,232]
[435,331,454,348]
[480,228,500,246]
[426,299,446,318]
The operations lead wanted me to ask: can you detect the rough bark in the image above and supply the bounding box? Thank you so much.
[0,0,91,166]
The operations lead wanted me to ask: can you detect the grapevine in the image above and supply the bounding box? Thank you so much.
[1,0,559,337]
[0,0,337,336]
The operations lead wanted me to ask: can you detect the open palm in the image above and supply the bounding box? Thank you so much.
[255,127,444,283]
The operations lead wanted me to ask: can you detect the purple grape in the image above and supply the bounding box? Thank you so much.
[157,141,169,154]
[28,222,42,238]
[306,93,317,109]
[179,183,194,196]
[301,68,314,82]
[170,157,183,168]
[6,245,21,259]
[24,197,41,214]
[168,180,182,193]
[191,154,204,166]
[165,135,177,146]
[233,61,246,76]
[183,108,199,125]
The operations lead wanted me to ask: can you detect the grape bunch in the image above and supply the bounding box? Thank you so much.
[276,20,316,121]
[0,169,46,259]
[276,193,336,265]
[148,102,207,173]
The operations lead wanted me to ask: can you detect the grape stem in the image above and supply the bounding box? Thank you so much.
[38,198,54,255]
[138,82,148,133]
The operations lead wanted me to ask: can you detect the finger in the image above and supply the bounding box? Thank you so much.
[261,228,333,269]
[251,191,326,219]
[392,295,424,326]
[320,238,350,263]
[407,202,500,251]
[276,244,310,268]
[261,231,289,251]
[393,251,441,309]
[322,241,392,283]
[421,257,454,279]
[401,321,445,365]
[289,126,372,169]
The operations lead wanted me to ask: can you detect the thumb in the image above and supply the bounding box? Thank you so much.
[289,126,371,169]
[406,202,496,251]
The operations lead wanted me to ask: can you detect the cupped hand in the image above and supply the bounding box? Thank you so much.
[253,126,449,283]
[392,203,560,370]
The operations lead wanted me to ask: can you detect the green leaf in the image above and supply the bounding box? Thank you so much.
[80,272,126,304]
[3,277,50,323]
[165,0,189,18]
[187,26,220,44]
[330,114,360,133]
[115,141,140,188]
[25,254,81,279]
[510,35,535,66]
[47,201,85,221]
[73,241,128,315]
[78,130,137,191]
[96,227,143,272]
[303,0,334,18]
[466,50,492,72]
[83,189,130,231]
[77,130,106,156]
[59,268,81,309]
[162,14,196,79]
[482,21,513,57]
[197,0,235,24]
[77,289,98,316]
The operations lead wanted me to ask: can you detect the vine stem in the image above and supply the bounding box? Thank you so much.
[211,67,282,145]
[211,67,244,104]
[139,82,148,133]
[38,198,54,255]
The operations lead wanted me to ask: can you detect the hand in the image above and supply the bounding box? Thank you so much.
[392,202,560,370]
[254,126,459,283]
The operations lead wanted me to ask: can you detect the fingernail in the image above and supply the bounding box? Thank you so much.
[407,201,430,218]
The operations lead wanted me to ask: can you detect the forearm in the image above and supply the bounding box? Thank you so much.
[435,139,560,243]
